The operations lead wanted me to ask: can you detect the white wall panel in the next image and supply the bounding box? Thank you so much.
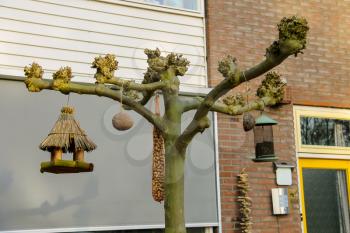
[0,0,207,87]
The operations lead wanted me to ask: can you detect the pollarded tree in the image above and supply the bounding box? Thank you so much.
[23,16,308,233]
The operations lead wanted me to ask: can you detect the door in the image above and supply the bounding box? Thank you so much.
[299,159,350,233]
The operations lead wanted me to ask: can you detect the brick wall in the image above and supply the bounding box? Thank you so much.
[206,0,350,232]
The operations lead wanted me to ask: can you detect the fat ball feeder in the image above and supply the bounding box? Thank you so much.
[112,85,134,131]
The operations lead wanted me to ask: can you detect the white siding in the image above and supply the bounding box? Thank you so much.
[0,0,207,87]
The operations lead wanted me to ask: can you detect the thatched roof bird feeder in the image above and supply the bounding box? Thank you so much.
[39,106,97,174]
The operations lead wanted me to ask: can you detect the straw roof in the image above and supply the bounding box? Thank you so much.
[40,106,97,152]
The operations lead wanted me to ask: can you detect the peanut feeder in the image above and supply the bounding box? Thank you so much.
[152,94,165,202]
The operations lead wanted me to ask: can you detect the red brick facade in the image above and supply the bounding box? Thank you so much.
[205,1,350,232]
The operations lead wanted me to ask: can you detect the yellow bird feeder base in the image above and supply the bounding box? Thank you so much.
[40,160,94,174]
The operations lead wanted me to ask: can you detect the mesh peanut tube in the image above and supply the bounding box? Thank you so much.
[152,94,165,203]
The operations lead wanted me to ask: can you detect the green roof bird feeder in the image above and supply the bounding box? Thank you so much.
[39,106,97,174]
[253,114,278,162]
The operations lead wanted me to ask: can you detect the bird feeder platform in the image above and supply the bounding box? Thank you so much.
[40,160,93,174]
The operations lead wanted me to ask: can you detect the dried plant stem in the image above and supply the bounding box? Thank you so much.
[237,169,252,233]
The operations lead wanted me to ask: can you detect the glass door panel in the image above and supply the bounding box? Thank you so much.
[299,159,350,233]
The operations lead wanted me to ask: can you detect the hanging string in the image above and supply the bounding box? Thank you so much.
[66,93,71,106]
[242,71,249,105]
[155,92,160,116]
[120,83,124,112]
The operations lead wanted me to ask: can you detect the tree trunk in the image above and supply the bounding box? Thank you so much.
[164,138,186,233]
[162,76,186,233]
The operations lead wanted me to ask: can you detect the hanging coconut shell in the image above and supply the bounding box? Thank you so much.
[243,112,255,132]
[112,111,134,131]
[39,106,96,174]
[152,94,165,203]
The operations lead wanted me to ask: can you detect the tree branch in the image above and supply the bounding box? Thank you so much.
[209,96,277,115]
[178,95,239,113]
[178,16,309,148]
[105,77,166,92]
[192,52,289,120]
[106,78,165,109]
[178,95,253,114]
[24,77,164,130]
[176,95,277,149]
[138,91,154,106]
[177,55,287,146]
[178,96,204,113]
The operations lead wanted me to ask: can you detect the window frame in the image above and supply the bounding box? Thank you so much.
[298,158,350,233]
[96,0,204,17]
[294,106,350,155]
[125,0,202,12]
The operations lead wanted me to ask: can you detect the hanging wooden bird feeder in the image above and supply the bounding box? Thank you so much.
[39,106,97,174]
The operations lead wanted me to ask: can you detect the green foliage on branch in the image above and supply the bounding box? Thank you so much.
[143,67,162,84]
[52,67,73,91]
[266,16,309,57]
[144,48,190,79]
[223,93,245,106]
[92,54,118,83]
[278,16,309,48]
[218,55,238,79]
[256,71,285,103]
[24,63,43,92]
[24,62,43,79]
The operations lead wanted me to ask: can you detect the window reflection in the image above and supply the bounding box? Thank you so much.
[300,116,350,147]
[143,0,199,11]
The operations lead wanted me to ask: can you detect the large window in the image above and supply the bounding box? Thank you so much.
[126,0,201,11]
[294,106,350,155]
[0,79,218,232]
[301,116,350,147]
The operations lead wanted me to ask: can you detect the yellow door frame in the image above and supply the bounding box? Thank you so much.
[298,158,350,233]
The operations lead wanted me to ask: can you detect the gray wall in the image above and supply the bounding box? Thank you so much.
[0,79,218,231]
